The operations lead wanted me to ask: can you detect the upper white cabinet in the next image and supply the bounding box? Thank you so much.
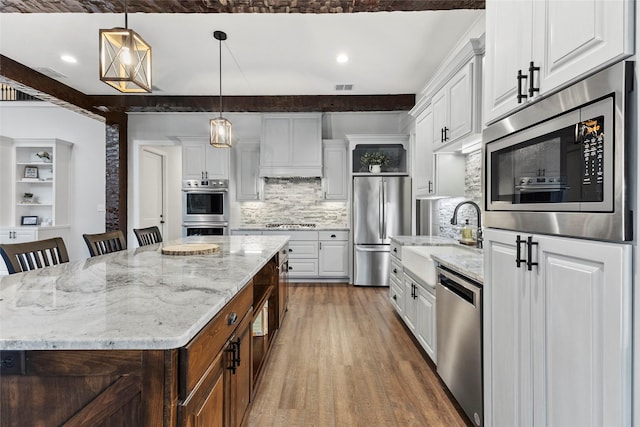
[413,106,465,198]
[322,139,347,200]
[235,141,261,201]
[410,37,484,154]
[484,0,634,124]
[260,113,322,177]
[432,61,474,147]
[484,228,632,427]
[180,137,229,181]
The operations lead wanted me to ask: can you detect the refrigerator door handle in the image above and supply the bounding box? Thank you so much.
[382,180,387,239]
[378,180,384,239]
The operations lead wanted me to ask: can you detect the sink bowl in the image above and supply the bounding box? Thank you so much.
[402,245,472,286]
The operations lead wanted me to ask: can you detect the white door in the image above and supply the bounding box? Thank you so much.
[447,62,473,141]
[140,149,165,236]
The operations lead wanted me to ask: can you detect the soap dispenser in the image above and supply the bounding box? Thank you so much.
[461,219,473,242]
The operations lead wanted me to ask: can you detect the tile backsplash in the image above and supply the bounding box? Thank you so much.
[238,178,348,227]
[438,149,482,240]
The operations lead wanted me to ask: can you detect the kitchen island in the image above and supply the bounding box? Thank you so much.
[0,235,289,427]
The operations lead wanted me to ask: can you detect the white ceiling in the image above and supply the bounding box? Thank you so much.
[0,10,484,96]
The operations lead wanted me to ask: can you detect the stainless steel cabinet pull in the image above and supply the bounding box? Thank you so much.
[227,312,238,325]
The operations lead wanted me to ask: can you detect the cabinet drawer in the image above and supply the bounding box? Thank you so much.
[390,280,403,313]
[180,281,253,398]
[390,259,403,282]
[287,241,318,258]
[390,241,402,260]
[318,230,348,241]
[261,230,318,241]
[287,259,318,276]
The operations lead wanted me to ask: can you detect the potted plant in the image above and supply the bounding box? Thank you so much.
[22,192,34,203]
[360,152,389,173]
[36,151,52,162]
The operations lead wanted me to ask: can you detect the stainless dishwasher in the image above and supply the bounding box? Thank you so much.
[436,265,483,427]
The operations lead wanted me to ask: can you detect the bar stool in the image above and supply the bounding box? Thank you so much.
[83,230,127,257]
[0,237,69,274]
[133,226,163,247]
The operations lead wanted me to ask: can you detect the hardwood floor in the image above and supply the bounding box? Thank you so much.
[247,284,471,427]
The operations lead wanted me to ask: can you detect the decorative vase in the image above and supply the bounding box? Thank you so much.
[369,164,381,173]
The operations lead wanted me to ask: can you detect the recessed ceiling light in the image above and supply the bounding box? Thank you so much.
[60,55,77,64]
[336,54,349,64]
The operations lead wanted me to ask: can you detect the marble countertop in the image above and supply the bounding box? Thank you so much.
[431,253,484,283]
[0,235,288,351]
[390,235,461,246]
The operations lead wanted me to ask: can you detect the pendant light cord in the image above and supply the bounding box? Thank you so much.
[124,0,128,29]
[219,35,223,119]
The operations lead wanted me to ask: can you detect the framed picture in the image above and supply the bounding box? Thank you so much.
[21,215,38,226]
[24,166,38,179]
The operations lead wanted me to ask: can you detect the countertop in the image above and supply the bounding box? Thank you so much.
[0,235,288,351]
[390,235,484,283]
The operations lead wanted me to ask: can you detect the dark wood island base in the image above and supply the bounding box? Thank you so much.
[1,249,288,427]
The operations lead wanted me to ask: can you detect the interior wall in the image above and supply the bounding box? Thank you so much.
[0,102,106,261]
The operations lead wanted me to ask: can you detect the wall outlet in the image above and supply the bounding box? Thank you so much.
[0,350,25,375]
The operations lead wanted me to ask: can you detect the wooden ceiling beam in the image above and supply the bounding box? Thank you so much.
[87,94,416,113]
[1,0,484,13]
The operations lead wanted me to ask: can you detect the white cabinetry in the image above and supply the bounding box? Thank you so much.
[318,231,348,277]
[432,61,474,148]
[181,137,229,180]
[484,228,631,427]
[322,140,347,200]
[260,113,322,177]
[403,269,436,363]
[235,142,261,201]
[413,106,465,198]
[484,0,633,124]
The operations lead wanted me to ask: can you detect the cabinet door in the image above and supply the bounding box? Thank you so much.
[483,228,532,427]
[183,142,207,180]
[318,240,348,277]
[291,116,322,167]
[416,287,436,363]
[447,62,473,142]
[402,273,418,332]
[180,351,225,427]
[431,89,447,147]
[533,0,633,97]
[484,0,534,124]
[205,146,229,180]
[236,144,260,201]
[433,153,465,197]
[414,107,434,197]
[228,313,252,427]
[533,234,631,427]
[261,117,290,167]
[322,141,347,200]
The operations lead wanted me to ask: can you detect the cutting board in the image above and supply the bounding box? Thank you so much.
[161,243,220,256]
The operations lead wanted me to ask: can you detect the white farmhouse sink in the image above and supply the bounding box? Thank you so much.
[402,245,471,286]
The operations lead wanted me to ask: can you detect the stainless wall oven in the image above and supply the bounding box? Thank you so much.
[182,179,229,236]
[483,61,634,242]
[182,179,229,223]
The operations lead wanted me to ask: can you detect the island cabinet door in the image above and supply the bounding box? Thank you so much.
[180,351,225,427]
[227,311,253,427]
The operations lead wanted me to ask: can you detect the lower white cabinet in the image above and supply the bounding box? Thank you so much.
[402,269,437,363]
[318,231,348,277]
[484,228,632,427]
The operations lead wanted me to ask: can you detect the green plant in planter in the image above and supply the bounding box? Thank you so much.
[360,152,390,167]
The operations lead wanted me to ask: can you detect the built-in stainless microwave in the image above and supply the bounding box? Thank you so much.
[483,61,634,242]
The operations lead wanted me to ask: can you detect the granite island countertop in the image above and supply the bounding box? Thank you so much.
[0,235,288,351]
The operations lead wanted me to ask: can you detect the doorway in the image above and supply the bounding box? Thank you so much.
[139,148,165,238]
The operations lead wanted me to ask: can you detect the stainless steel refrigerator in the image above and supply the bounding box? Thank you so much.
[352,176,411,286]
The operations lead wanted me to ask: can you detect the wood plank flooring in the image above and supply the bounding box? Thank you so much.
[247,284,471,427]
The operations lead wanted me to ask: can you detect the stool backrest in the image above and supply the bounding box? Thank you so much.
[83,230,127,257]
[133,226,163,247]
[0,237,69,274]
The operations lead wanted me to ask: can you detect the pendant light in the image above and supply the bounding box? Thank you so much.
[210,30,233,148]
[99,0,152,93]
